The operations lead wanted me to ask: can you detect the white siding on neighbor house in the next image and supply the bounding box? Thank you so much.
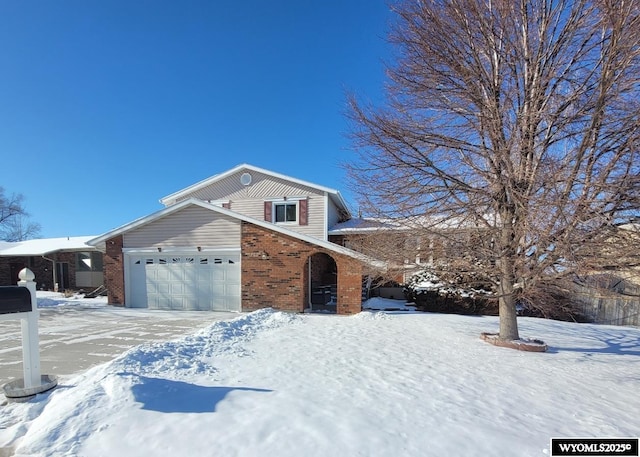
[176,169,328,240]
[75,271,104,288]
[123,206,241,248]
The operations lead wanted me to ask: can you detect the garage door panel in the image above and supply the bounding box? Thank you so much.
[226,268,240,282]
[226,283,241,294]
[155,269,170,281]
[154,283,169,294]
[211,282,226,296]
[169,283,185,295]
[128,252,240,311]
[211,268,225,280]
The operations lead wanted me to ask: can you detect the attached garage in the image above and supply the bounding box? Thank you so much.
[126,251,241,311]
[89,198,368,314]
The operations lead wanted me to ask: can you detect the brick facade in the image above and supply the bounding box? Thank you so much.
[241,222,363,314]
[100,225,364,314]
[0,252,81,290]
[0,256,51,288]
[104,235,125,306]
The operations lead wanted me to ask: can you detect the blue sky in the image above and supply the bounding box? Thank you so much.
[0,1,392,238]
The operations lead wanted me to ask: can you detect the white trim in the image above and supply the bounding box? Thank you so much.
[263,196,306,202]
[124,253,133,308]
[122,247,241,254]
[323,192,328,241]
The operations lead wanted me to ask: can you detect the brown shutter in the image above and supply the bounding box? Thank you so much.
[264,201,272,222]
[299,198,308,226]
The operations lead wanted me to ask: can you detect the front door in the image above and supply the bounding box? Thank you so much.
[56,262,70,291]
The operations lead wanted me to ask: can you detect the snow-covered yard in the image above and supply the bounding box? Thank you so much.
[1,298,639,456]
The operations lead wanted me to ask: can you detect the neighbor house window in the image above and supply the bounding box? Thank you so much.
[76,252,104,272]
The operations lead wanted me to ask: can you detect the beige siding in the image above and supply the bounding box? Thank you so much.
[327,197,342,229]
[124,206,241,248]
[176,169,327,239]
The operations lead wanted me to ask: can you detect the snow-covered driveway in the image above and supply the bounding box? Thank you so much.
[0,292,238,386]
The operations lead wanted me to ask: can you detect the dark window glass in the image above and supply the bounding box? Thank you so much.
[275,203,297,222]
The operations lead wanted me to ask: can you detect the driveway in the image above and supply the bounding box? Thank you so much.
[0,293,238,389]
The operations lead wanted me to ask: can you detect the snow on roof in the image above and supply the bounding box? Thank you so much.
[0,236,99,256]
[329,217,407,234]
[329,213,498,235]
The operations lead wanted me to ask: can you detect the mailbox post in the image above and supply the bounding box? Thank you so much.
[18,269,41,388]
[1,268,56,401]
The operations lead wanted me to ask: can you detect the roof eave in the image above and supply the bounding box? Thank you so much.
[88,198,379,267]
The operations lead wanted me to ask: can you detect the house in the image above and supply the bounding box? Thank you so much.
[88,164,384,314]
[0,237,104,291]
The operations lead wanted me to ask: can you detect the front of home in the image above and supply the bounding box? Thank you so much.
[88,164,383,314]
[0,237,104,291]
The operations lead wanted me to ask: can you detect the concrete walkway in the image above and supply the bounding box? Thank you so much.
[0,300,238,389]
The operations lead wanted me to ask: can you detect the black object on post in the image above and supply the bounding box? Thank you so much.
[0,286,33,314]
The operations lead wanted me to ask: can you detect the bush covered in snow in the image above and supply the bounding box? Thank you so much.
[404,267,589,321]
[404,267,498,315]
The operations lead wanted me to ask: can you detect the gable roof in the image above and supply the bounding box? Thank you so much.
[159,163,351,217]
[0,236,99,257]
[87,199,384,268]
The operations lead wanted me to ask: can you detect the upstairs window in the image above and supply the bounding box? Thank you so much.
[275,202,297,223]
[264,198,308,225]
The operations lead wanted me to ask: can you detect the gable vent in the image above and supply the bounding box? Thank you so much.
[240,173,252,186]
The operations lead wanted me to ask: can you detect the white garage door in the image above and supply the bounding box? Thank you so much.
[127,251,241,311]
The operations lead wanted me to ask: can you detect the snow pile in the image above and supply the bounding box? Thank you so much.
[113,308,299,378]
[36,291,108,309]
[2,308,638,457]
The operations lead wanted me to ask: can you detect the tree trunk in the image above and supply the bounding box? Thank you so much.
[498,252,520,340]
[498,278,519,341]
[499,217,520,341]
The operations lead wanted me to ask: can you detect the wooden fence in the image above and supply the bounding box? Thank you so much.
[572,283,640,327]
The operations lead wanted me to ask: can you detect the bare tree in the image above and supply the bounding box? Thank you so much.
[347,0,640,340]
[0,187,41,242]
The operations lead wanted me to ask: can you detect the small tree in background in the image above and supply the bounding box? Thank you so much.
[0,187,41,242]
[347,0,640,341]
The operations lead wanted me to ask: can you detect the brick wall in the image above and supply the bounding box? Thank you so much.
[0,254,81,290]
[241,222,362,314]
[0,257,48,287]
[104,235,125,306]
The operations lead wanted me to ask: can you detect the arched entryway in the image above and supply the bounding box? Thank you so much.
[304,252,338,313]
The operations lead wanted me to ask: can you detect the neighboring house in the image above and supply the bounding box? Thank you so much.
[0,237,104,291]
[88,164,383,314]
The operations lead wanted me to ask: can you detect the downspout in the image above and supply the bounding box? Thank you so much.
[42,255,57,291]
